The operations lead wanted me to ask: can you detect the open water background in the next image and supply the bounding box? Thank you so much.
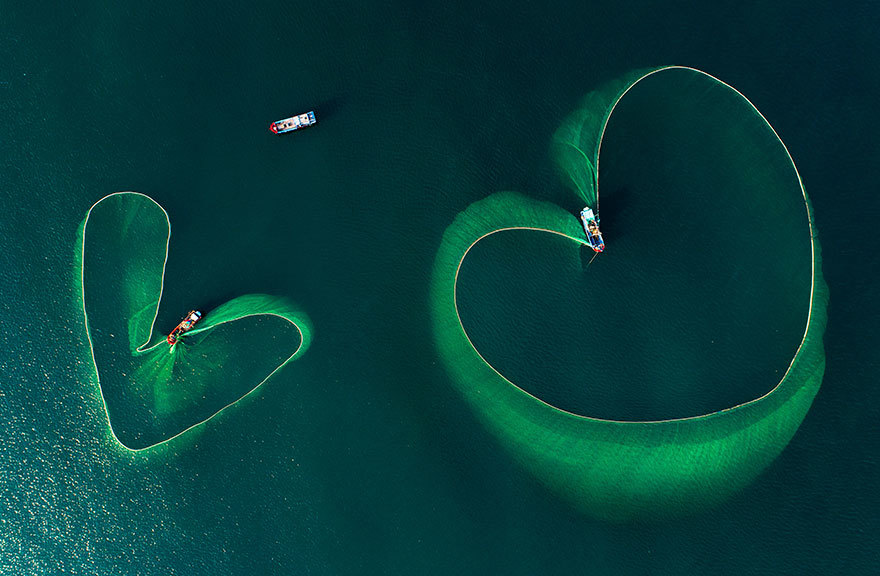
[1,1,878,574]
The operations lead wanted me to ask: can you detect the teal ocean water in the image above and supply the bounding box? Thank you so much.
[2,1,877,574]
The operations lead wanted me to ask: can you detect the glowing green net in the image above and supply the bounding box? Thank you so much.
[431,67,827,521]
[551,67,656,210]
[77,192,313,451]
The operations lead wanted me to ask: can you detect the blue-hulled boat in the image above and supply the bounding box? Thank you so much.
[580,207,605,253]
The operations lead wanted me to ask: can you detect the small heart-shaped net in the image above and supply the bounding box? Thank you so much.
[78,192,312,450]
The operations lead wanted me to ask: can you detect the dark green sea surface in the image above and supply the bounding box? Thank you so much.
[1,1,877,574]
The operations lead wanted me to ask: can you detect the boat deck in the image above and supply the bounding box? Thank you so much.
[271,111,316,134]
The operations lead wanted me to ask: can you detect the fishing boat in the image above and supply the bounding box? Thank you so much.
[580,207,605,253]
[167,310,202,345]
[269,111,317,134]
